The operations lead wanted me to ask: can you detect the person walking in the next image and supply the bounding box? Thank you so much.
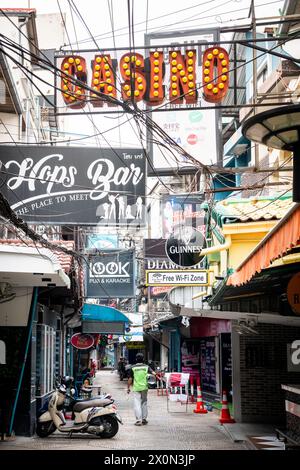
[127,353,157,426]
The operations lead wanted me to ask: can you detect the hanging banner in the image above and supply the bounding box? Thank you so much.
[86,234,118,249]
[161,194,206,239]
[85,250,135,298]
[0,146,145,226]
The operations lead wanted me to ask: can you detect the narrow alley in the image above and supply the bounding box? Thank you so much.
[0,370,249,450]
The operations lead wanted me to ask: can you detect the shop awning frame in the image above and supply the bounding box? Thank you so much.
[227,202,300,286]
[81,303,131,334]
[82,303,131,323]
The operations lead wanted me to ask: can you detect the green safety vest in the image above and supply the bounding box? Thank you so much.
[132,364,149,392]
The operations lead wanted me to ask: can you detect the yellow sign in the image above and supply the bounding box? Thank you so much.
[126,342,145,349]
[146,269,210,287]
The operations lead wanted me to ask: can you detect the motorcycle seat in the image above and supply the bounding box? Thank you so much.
[73,398,113,413]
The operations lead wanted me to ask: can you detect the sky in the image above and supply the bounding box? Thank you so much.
[0,0,286,152]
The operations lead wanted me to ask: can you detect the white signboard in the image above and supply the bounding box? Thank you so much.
[147,28,220,173]
[150,108,218,171]
[146,270,208,286]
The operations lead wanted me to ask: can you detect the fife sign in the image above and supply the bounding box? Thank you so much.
[0,146,145,226]
[86,250,135,298]
[146,270,208,286]
[56,45,229,112]
[70,333,95,350]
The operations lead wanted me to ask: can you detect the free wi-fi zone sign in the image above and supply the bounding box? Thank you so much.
[145,269,212,287]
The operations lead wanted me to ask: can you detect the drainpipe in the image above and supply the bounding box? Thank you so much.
[200,238,231,256]
[8,287,38,436]
[19,17,29,66]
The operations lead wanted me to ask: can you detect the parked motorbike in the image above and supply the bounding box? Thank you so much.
[36,380,122,439]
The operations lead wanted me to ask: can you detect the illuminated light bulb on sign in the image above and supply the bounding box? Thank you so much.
[202,46,229,103]
[60,46,231,108]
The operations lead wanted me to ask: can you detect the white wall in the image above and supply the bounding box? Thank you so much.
[0,287,33,326]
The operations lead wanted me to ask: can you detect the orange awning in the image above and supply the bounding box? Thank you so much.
[227,203,300,286]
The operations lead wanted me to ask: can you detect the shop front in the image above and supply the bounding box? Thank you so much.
[182,317,232,400]
[0,244,71,436]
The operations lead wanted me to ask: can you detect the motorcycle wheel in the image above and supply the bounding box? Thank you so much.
[99,416,119,438]
[36,421,56,438]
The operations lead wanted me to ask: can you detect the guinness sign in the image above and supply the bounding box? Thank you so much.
[165,225,206,268]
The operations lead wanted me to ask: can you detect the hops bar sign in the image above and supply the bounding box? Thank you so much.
[0,146,145,226]
[56,46,229,111]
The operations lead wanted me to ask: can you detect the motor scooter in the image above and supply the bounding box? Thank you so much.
[36,380,122,439]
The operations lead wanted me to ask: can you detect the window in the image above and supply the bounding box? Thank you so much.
[257,66,268,89]
[36,324,55,396]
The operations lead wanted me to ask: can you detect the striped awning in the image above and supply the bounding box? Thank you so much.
[227,203,300,286]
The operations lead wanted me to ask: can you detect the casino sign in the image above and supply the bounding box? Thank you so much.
[58,46,229,109]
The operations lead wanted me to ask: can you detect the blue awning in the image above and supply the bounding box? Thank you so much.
[81,304,131,334]
[82,304,130,323]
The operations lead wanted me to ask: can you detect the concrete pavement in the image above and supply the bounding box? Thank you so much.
[0,370,250,450]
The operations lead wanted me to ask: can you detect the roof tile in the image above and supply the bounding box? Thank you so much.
[0,239,74,273]
[215,195,293,224]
